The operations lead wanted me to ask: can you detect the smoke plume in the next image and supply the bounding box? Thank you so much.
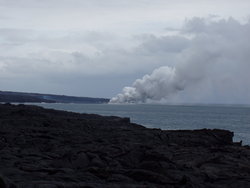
[110,17,250,103]
[110,66,182,103]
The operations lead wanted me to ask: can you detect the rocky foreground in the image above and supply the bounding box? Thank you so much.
[0,104,250,188]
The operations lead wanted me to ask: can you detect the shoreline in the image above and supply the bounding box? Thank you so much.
[0,103,250,187]
[22,102,250,145]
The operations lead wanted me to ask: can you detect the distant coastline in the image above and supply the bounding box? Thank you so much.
[0,90,109,104]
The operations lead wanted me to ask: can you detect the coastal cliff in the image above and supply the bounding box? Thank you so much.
[0,103,249,187]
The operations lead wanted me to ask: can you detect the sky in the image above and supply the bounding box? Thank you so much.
[0,0,250,104]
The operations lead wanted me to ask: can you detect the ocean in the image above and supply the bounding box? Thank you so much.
[31,103,250,145]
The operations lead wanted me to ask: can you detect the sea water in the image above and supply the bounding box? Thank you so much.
[30,103,250,145]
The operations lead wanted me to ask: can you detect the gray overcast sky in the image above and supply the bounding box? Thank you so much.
[0,0,250,103]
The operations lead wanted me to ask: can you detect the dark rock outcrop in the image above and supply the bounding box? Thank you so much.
[0,103,250,187]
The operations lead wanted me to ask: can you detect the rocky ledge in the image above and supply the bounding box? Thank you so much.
[0,103,250,188]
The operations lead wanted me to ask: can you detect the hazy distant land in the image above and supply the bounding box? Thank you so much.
[0,90,109,104]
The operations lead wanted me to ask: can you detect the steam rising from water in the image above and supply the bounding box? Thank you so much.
[110,66,184,103]
[110,18,250,104]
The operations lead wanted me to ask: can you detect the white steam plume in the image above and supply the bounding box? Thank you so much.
[110,17,250,104]
[110,66,184,103]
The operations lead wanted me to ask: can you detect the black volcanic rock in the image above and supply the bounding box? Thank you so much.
[0,103,250,187]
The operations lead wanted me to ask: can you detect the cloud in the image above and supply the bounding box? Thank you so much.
[111,17,250,104]
[0,16,250,102]
[0,28,174,77]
